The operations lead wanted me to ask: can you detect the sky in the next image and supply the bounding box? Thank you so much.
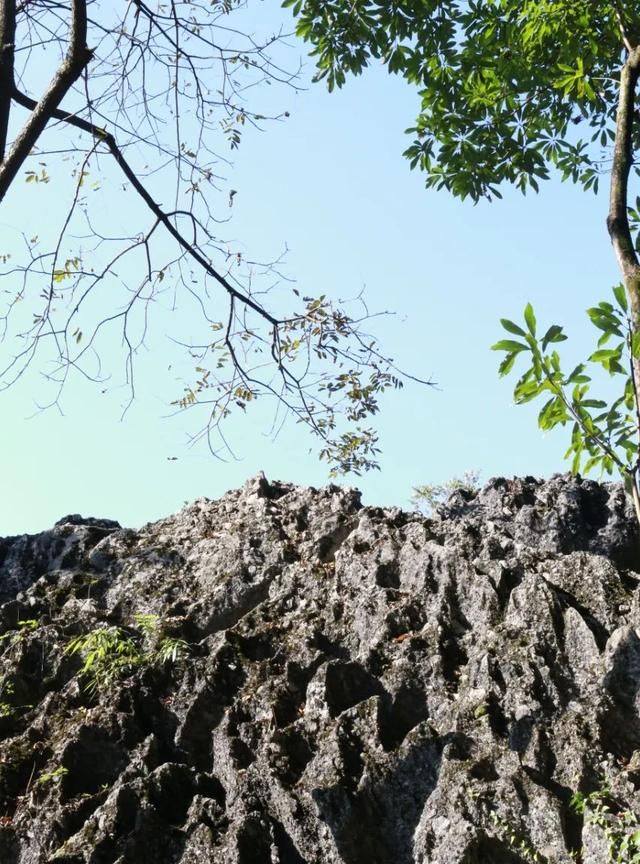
[0,3,627,535]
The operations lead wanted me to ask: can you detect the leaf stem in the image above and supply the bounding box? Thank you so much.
[540,362,625,474]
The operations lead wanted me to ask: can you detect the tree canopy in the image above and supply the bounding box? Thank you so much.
[286,0,638,202]
[288,1,640,506]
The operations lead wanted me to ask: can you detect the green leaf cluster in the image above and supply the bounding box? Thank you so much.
[412,470,481,516]
[571,787,640,863]
[174,291,411,477]
[133,613,190,664]
[492,287,638,479]
[0,618,39,646]
[65,627,144,694]
[285,0,639,200]
[35,766,69,788]
[65,614,190,695]
[488,809,545,863]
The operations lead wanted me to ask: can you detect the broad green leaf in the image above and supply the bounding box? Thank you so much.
[531,352,543,379]
[491,339,528,353]
[616,434,637,452]
[500,318,527,337]
[514,378,543,404]
[589,349,621,363]
[524,303,536,336]
[602,454,615,474]
[613,283,628,312]
[587,307,623,336]
[582,455,602,474]
[538,396,568,430]
[541,324,567,350]
[566,364,590,385]
[498,353,518,377]
[597,301,615,313]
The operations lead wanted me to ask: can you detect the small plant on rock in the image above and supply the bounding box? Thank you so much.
[412,470,482,516]
[0,677,33,719]
[65,627,144,694]
[133,613,159,636]
[489,810,547,863]
[0,619,39,646]
[154,636,190,664]
[66,614,190,694]
[35,766,69,788]
[133,613,190,665]
[0,621,40,717]
[571,787,640,864]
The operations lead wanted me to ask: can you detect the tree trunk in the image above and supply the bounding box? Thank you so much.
[608,46,640,510]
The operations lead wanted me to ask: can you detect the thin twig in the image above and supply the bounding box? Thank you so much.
[10,86,280,326]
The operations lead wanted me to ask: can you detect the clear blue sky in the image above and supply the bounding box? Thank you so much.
[0,4,623,535]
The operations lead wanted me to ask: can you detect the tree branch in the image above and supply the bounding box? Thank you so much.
[0,0,91,203]
[611,0,636,53]
[0,0,16,161]
[607,46,640,288]
[10,86,281,327]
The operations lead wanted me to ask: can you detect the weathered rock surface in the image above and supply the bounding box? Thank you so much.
[1,473,640,863]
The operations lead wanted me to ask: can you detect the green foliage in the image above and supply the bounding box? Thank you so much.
[480,786,640,863]
[0,676,32,719]
[35,766,69,788]
[285,0,635,200]
[133,613,160,636]
[174,292,408,476]
[155,636,190,665]
[412,470,481,515]
[489,810,546,863]
[65,627,144,695]
[66,614,190,694]
[0,619,39,645]
[0,619,39,718]
[0,676,16,719]
[287,0,640,498]
[492,287,638,481]
[571,788,640,863]
[132,613,190,664]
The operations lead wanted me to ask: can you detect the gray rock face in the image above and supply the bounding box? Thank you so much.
[1,473,640,863]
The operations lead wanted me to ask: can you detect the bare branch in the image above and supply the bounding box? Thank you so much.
[0,0,91,202]
[0,1,428,474]
[10,86,281,327]
[0,0,16,160]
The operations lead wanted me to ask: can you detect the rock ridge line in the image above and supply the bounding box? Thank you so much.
[0,472,639,863]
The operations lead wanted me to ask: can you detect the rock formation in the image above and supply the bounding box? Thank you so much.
[1,473,640,863]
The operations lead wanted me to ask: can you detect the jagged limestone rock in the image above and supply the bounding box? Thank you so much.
[0,473,639,863]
